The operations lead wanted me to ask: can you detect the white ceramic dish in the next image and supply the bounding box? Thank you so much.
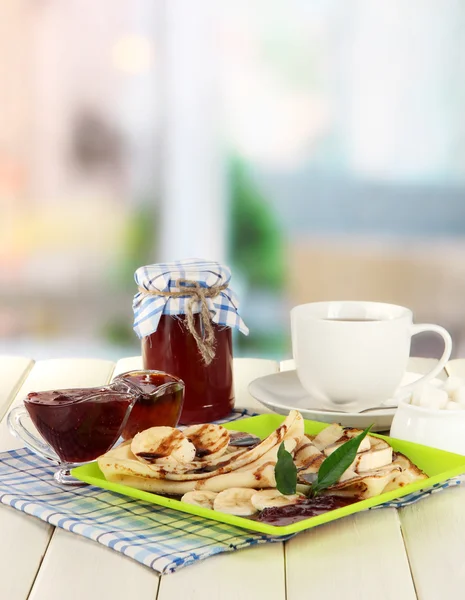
[248,370,432,432]
[390,397,465,455]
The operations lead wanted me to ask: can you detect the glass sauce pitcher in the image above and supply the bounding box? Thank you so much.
[8,370,184,484]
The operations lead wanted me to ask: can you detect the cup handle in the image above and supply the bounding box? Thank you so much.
[395,323,453,396]
[7,406,60,463]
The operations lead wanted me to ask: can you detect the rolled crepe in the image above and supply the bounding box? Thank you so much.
[98,410,305,494]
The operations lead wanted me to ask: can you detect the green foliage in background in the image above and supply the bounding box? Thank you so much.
[113,203,158,291]
[102,203,158,347]
[229,161,285,291]
[101,320,139,348]
[235,329,290,358]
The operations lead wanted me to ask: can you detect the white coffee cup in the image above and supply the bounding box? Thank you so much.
[290,301,452,411]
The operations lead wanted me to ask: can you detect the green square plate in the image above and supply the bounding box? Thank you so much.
[71,414,465,536]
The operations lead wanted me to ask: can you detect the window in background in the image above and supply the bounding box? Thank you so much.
[2,0,465,361]
[216,0,465,358]
[0,0,162,359]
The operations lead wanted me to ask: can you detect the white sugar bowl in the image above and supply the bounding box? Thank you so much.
[390,396,465,455]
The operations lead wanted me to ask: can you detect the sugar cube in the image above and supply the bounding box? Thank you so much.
[411,388,423,406]
[444,377,465,396]
[451,386,465,405]
[413,384,448,410]
[445,400,463,410]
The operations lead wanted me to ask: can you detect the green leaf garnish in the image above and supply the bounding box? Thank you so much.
[311,426,372,497]
[275,442,297,495]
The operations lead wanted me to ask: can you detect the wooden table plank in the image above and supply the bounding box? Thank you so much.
[0,356,51,600]
[0,503,51,600]
[29,530,159,600]
[233,358,277,413]
[279,359,294,371]
[158,543,285,600]
[0,355,34,421]
[399,485,465,600]
[112,356,143,377]
[285,509,417,600]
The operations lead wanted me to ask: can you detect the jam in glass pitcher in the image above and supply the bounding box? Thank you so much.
[113,370,184,439]
[8,384,136,484]
[7,371,185,484]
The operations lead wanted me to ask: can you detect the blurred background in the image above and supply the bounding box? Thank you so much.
[2,0,465,361]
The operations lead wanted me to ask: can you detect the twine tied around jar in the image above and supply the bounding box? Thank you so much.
[138,278,229,365]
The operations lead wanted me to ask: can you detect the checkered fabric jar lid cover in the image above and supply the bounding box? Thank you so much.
[132,258,249,339]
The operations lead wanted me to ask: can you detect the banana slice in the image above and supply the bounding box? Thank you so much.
[183,423,230,460]
[251,489,303,511]
[181,490,218,509]
[213,488,258,516]
[312,423,344,450]
[131,427,196,464]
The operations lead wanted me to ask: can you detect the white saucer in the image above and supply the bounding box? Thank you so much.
[248,370,428,432]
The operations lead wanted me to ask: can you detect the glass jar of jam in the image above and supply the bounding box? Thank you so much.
[142,315,233,424]
[132,260,248,425]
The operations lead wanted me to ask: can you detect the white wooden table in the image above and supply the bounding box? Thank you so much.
[1,354,465,600]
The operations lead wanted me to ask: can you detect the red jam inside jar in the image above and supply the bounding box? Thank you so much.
[24,388,135,463]
[114,370,185,439]
[142,314,234,424]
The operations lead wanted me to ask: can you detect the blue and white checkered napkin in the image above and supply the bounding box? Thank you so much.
[0,410,286,576]
[133,259,248,339]
[0,448,291,575]
[0,410,462,575]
